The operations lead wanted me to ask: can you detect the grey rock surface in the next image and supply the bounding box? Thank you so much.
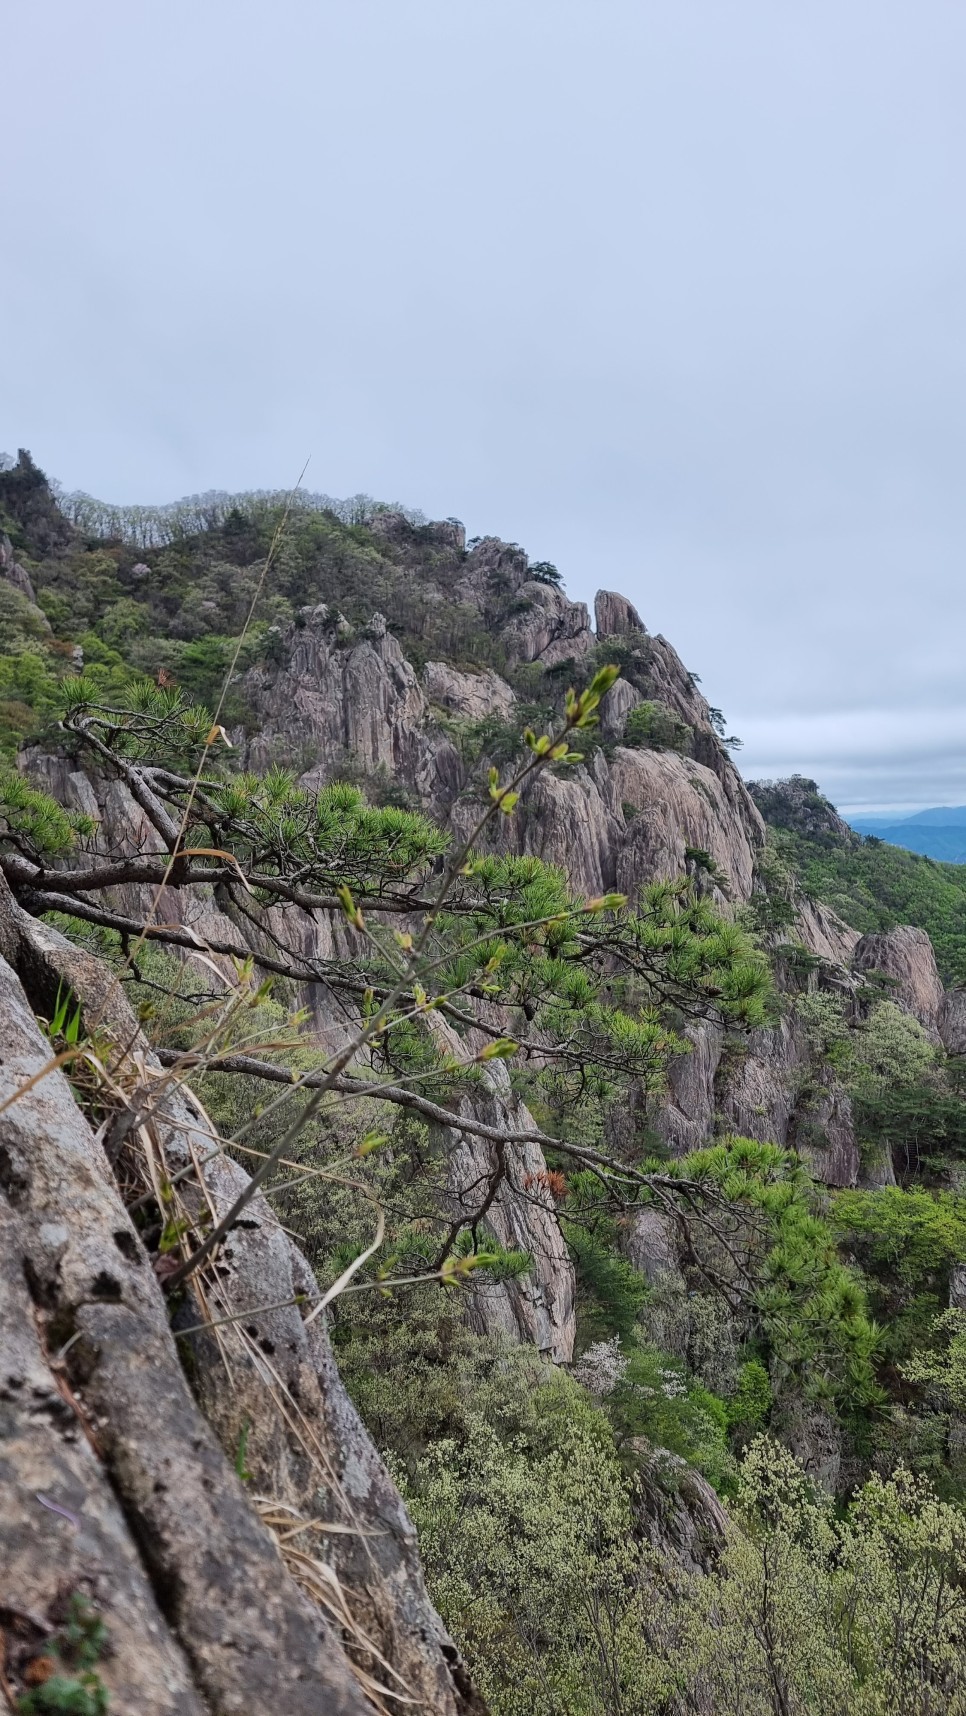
[0,882,485,1716]
[633,1449,730,1574]
[1,531,41,606]
[0,926,372,1715]
[852,924,946,1035]
[594,589,647,637]
[623,1207,679,1284]
[423,659,516,721]
[612,746,762,902]
[428,1020,577,1363]
[940,989,966,1056]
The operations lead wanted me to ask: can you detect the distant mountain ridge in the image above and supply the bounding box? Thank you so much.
[848,805,966,863]
[852,806,966,829]
[904,806,966,826]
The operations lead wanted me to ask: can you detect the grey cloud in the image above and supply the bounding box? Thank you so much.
[3,0,965,814]
[735,706,966,814]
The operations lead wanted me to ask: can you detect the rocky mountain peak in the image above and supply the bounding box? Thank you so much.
[747,775,855,845]
[594,589,647,636]
[367,508,467,553]
[0,447,72,557]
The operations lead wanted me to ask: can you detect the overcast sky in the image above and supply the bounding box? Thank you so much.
[4,1,965,815]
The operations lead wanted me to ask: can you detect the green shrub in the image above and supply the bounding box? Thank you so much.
[607,1347,736,1491]
[728,1358,774,1433]
[564,1222,648,1344]
[404,1371,663,1716]
[623,700,692,754]
[831,1186,966,1296]
[527,560,562,586]
[676,1439,966,1716]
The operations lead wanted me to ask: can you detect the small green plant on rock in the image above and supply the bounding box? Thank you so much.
[16,1595,110,1715]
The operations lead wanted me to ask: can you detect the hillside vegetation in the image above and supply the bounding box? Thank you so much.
[0,449,555,763]
[3,452,966,1715]
[749,775,966,986]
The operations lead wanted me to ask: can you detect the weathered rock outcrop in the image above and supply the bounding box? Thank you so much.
[509,759,622,899]
[440,1088,577,1363]
[719,1014,856,1182]
[0,1081,207,1716]
[656,1021,724,1156]
[423,660,516,722]
[852,924,946,1035]
[244,606,452,801]
[796,896,860,966]
[426,1018,577,1362]
[612,746,762,903]
[941,989,966,1056]
[623,1207,679,1285]
[747,776,856,845]
[501,581,594,670]
[0,942,370,1712]
[0,877,485,1715]
[654,952,865,1185]
[234,542,768,928]
[451,539,595,671]
[21,739,578,1371]
[18,539,883,1213]
[599,673,642,737]
[28,495,958,1211]
[1,531,42,605]
[594,589,646,639]
[771,1398,843,1493]
[633,1450,730,1575]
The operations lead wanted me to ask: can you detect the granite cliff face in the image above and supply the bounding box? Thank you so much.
[217,523,905,1214]
[232,516,966,1218]
[852,924,947,1036]
[237,553,766,905]
[13,492,963,1279]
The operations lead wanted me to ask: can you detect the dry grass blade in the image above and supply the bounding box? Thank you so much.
[303,1205,386,1326]
[178,846,254,892]
[255,1498,415,1710]
[252,1510,387,1541]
